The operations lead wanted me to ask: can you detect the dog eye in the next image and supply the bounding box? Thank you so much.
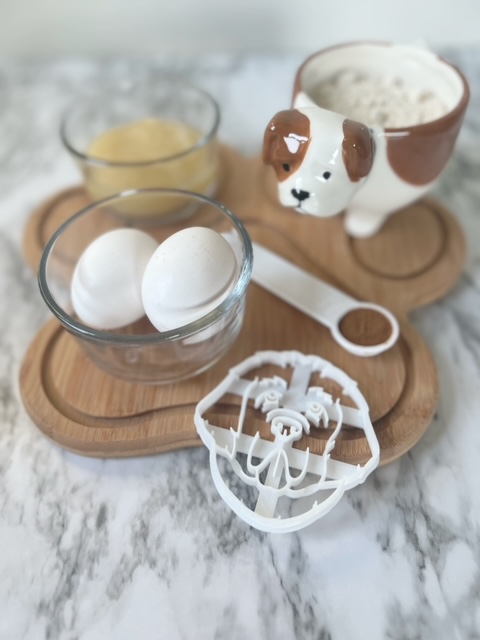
[282,163,291,172]
[323,171,331,180]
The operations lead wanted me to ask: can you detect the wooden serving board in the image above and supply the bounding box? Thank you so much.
[20,147,466,463]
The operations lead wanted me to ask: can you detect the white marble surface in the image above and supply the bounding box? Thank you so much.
[1,50,480,639]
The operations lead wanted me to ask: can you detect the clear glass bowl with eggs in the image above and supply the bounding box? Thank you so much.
[60,77,221,224]
[38,189,253,384]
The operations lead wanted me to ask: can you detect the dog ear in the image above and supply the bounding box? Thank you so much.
[262,115,283,165]
[342,120,374,182]
[263,109,310,179]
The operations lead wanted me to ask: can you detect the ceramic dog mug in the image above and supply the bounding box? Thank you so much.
[263,42,470,237]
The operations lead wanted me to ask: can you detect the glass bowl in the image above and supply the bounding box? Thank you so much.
[60,77,221,224]
[38,189,253,384]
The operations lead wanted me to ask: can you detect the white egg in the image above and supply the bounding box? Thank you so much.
[71,228,158,329]
[142,226,238,331]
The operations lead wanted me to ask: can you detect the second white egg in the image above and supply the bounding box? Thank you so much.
[141,226,238,331]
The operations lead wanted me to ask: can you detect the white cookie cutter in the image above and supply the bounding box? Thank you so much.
[194,350,380,533]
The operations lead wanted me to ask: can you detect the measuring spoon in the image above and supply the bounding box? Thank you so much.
[251,242,400,357]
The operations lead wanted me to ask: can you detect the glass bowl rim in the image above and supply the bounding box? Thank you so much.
[38,188,253,346]
[59,77,221,168]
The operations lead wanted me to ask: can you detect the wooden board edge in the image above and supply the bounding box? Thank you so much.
[19,319,204,458]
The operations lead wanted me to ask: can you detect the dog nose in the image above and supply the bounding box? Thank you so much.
[291,188,310,202]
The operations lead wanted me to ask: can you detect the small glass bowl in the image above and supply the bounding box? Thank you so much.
[38,189,253,384]
[60,77,221,224]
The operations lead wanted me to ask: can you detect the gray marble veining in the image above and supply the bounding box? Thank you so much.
[1,50,480,640]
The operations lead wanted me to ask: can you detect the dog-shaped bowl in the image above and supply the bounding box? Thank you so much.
[263,42,469,237]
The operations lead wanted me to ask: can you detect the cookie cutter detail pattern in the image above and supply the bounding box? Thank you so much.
[194,350,380,533]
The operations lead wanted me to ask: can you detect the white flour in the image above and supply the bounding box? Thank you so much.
[310,70,448,128]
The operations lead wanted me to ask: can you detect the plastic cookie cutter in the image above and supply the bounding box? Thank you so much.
[251,242,400,357]
[194,350,380,533]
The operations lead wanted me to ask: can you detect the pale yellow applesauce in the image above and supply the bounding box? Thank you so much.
[83,118,219,219]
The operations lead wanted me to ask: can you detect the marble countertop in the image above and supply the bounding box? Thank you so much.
[1,49,480,640]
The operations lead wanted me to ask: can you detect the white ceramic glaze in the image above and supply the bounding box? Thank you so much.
[265,42,470,237]
[271,106,365,217]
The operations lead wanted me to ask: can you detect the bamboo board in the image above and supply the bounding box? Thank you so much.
[20,147,466,463]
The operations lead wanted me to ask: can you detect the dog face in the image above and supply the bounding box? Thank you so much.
[263,106,374,217]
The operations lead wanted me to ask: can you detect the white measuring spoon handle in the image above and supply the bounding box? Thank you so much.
[251,242,399,357]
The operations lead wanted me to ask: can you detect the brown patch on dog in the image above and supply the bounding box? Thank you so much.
[342,120,375,182]
[385,101,469,185]
[384,59,469,186]
[263,109,311,182]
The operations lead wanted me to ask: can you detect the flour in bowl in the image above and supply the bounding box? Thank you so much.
[310,70,448,128]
